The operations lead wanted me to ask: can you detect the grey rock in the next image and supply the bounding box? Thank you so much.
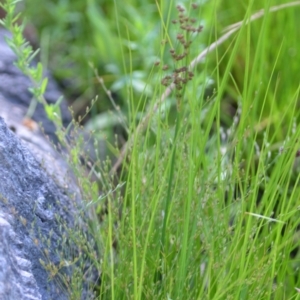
[0,28,95,299]
[0,117,74,300]
[0,214,41,300]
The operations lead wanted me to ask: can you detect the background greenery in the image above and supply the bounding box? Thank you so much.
[21,0,300,144]
[4,0,300,298]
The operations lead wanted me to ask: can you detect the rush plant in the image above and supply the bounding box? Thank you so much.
[2,0,300,299]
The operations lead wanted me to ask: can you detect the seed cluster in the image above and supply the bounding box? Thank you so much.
[158,3,202,100]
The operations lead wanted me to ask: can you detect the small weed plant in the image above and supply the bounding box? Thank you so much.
[1,0,300,299]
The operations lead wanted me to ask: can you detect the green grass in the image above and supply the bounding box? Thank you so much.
[2,0,300,299]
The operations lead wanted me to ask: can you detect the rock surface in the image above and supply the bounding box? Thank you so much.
[0,28,90,299]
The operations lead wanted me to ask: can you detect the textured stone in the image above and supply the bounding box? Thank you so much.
[0,28,92,299]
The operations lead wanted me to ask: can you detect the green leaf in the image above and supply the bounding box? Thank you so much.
[40,77,48,94]
[35,62,43,82]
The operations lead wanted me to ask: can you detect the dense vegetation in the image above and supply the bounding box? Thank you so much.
[2,0,300,298]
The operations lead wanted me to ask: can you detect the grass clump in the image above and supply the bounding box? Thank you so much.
[2,0,300,299]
